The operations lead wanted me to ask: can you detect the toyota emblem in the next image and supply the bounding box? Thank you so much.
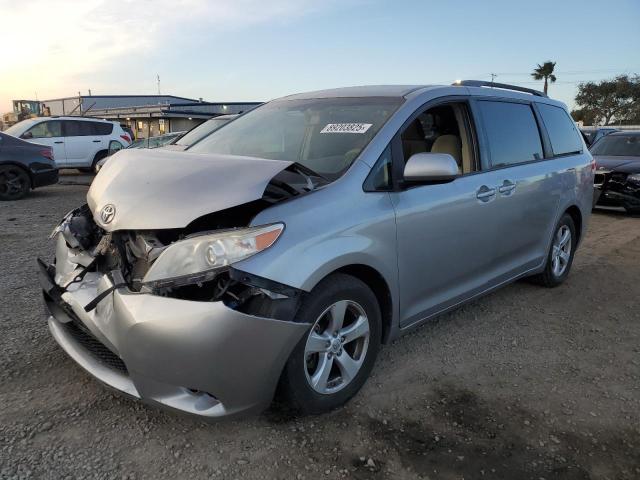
[100,204,116,224]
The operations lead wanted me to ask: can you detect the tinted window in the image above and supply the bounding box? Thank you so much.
[26,121,62,138]
[64,120,113,136]
[591,135,640,157]
[63,121,86,136]
[538,104,582,156]
[92,122,113,135]
[477,101,543,167]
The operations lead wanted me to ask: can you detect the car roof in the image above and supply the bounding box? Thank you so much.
[280,85,431,100]
[608,130,640,136]
[276,84,567,107]
[47,116,114,123]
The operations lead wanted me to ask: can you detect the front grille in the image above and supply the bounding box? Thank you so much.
[61,320,128,374]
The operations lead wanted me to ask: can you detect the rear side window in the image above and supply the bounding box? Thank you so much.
[92,122,113,135]
[63,121,85,136]
[64,120,113,136]
[538,104,582,156]
[477,101,543,168]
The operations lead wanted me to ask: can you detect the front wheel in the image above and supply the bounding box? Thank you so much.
[0,166,30,201]
[531,213,576,287]
[278,273,381,415]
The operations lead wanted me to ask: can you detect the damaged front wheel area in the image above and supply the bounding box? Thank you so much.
[277,273,381,415]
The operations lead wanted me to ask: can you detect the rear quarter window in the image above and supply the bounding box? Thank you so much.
[477,101,543,168]
[92,122,113,135]
[538,103,582,156]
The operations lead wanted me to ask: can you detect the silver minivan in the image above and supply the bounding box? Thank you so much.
[39,82,593,418]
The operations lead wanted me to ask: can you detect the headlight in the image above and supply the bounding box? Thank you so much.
[627,173,640,183]
[49,207,80,239]
[142,223,284,288]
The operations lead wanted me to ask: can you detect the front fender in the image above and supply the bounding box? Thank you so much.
[235,167,400,336]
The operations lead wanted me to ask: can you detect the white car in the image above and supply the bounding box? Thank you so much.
[5,117,132,171]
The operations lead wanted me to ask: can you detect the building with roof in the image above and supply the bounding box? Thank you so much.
[38,94,262,138]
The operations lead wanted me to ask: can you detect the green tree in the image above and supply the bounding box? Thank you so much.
[570,108,597,126]
[574,75,640,125]
[531,61,557,94]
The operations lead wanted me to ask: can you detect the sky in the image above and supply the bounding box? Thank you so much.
[1,0,639,113]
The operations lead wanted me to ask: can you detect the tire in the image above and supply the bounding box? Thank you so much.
[530,213,576,288]
[78,151,108,174]
[0,165,30,201]
[277,273,382,415]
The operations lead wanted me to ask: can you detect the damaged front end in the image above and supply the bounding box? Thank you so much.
[39,153,321,417]
[50,160,326,318]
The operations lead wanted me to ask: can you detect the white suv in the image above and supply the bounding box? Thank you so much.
[5,117,132,171]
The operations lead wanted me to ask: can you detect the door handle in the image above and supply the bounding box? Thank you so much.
[476,186,496,201]
[92,140,101,143]
[54,141,64,144]
[498,180,516,195]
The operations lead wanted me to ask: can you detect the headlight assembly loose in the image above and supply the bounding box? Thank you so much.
[142,223,284,288]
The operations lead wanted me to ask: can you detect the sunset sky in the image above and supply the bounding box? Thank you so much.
[1,0,639,113]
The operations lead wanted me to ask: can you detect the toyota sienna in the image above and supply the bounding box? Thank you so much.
[39,82,594,418]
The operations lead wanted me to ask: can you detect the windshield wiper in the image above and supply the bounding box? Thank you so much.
[291,162,329,182]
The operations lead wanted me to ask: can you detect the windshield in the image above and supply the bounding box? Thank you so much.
[4,119,36,136]
[188,97,402,180]
[177,118,233,146]
[591,134,640,157]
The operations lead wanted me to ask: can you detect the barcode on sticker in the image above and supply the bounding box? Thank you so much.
[320,123,373,134]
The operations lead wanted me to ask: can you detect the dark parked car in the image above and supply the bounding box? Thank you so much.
[580,127,618,147]
[165,114,238,150]
[0,132,58,200]
[592,131,640,213]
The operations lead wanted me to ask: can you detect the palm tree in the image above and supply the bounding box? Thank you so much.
[531,61,557,94]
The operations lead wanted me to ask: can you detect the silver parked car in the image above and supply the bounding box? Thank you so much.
[39,82,593,418]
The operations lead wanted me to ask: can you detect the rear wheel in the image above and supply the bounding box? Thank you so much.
[531,213,576,287]
[0,166,30,201]
[78,151,108,174]
[278,273,381,415]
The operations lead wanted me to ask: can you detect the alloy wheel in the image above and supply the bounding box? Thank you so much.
[551,224,572,277]
[304,300,370,394]
[0,167,29,200]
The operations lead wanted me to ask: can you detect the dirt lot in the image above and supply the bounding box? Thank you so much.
[1,178,639,480]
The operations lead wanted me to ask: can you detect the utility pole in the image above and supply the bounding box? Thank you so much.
[490,73,497,84]
[157,74,161,95]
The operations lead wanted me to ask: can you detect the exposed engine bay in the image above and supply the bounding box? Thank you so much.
[52,163,326,322]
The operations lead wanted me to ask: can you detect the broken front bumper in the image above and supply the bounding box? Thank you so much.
[38,251,310,418]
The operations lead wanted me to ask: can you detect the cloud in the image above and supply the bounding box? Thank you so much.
[0,0,346,112]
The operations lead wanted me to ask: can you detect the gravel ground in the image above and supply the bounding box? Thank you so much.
[1,177,639,480]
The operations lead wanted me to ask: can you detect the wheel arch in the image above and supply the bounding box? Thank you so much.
[92,149,109,163]
[564,205,583,244]
[319,263,395,344]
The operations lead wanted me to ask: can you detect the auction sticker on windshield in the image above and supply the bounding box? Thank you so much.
[321,123,373,134]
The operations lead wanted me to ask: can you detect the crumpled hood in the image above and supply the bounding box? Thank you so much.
[593,155,640,173]
[87,148,292,231]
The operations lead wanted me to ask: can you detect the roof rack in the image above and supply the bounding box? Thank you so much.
[452,80,548,98]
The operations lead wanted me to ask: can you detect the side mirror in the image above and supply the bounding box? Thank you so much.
[21,132,33,139]
[108,140,123,156]
[403,153,459,184]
